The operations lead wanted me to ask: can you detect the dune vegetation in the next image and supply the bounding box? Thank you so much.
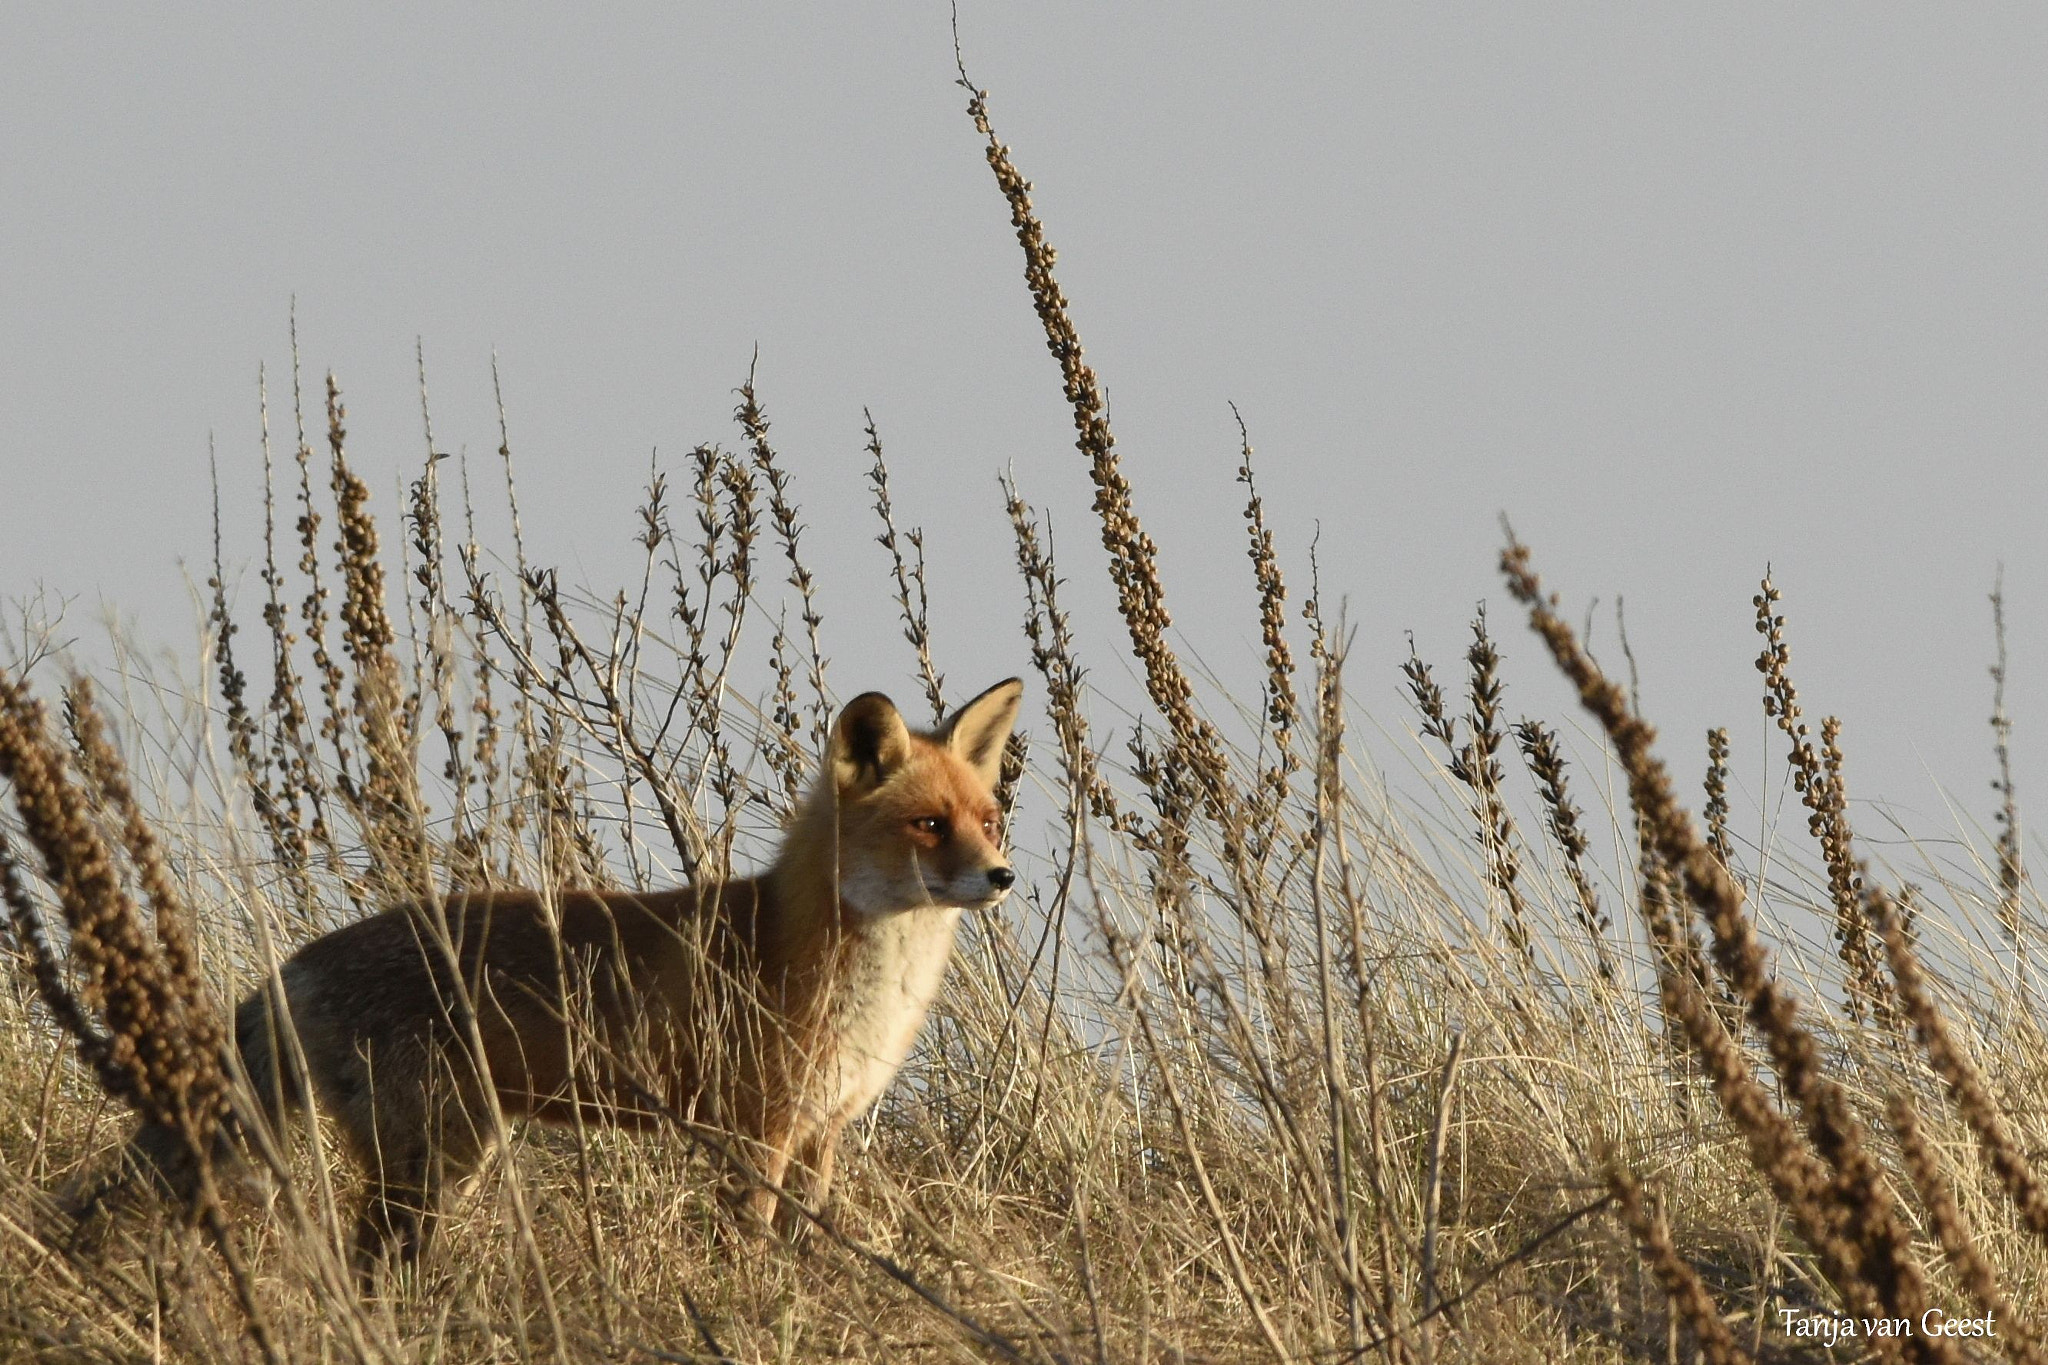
[1,69,2044,1365]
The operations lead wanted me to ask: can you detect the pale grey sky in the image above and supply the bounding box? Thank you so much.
[4,4,2045,858]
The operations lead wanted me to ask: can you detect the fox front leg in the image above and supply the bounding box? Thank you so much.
[777,1119,846,1238]
[719,1110,799,1236]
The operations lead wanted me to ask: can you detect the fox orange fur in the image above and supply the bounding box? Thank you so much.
[124,679,1022,1272]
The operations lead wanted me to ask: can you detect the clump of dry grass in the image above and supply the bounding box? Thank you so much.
[0,678,229,1174]
[1888,1089,2045,1365]
[1507,537,2048,1362]
[1602,1156,1747,1365]
[0,673,285,1362]
[0,50,2043,1365]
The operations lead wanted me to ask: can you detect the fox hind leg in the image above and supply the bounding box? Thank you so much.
[345,1052,498,1286]
[352,1119,492,1285]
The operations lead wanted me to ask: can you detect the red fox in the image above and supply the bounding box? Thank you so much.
[158,679,1022,1271]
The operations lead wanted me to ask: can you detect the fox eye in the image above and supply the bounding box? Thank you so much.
[982,815,1000,839]
[909,815,946,838]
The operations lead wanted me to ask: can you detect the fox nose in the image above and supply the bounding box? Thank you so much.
[986,866,1015,892]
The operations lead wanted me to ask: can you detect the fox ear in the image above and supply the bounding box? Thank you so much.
[832,692,913,792]
[940,678,1024,790]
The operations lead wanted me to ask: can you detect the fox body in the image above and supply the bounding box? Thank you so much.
[201,679,1022,1269]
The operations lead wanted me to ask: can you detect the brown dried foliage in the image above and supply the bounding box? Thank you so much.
[1513,718,1615,983]
[1871,884,2048,1252]
[1604,1158,1752,1365]
[959,59,1237,835]
[1889,1091,2045,1364]
[1505,537,1958,1362]
[1755,575,1889,1024]
[0,676,229,1145]
[1990,575,2026,962]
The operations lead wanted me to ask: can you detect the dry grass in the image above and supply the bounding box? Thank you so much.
[0,62,2045,1365]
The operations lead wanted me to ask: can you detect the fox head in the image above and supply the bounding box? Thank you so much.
[825,678,1024,918]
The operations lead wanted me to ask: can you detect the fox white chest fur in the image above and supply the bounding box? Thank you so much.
[819,904,965,1123]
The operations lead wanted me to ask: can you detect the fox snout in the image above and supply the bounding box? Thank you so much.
[951,858,1015,906]
[913,842,1015,909]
